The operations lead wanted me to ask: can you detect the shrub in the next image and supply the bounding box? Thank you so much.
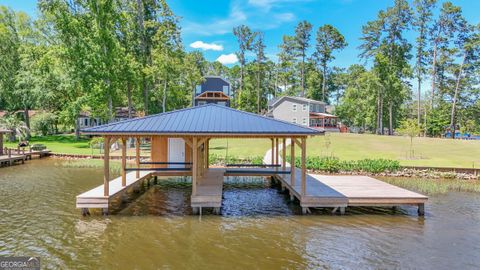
[290,156,400,174]
[31,112,57,136]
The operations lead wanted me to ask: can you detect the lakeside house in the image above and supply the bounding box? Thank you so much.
[193,76,231,107]
[266,96,340,132]
[77,107,139,129]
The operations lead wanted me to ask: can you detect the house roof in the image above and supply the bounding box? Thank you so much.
[81,104,323,136]
[268,96,326,108]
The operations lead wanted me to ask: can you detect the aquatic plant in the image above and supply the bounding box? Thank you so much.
[381,177,480,194]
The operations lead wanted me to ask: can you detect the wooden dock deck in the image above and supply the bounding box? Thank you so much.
[0,154,26,166]
[274,168,427,214]
[76,170,153,213]
[191,168,225,214]
[264,146,427,215]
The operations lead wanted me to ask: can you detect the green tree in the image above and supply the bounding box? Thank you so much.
[397,118,422,158]
[314,24,347,102]
[413,0,436,126]
[293,20,312,97]
[233,25,256,104]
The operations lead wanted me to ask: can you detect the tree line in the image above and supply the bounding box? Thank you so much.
[0,0,478,140]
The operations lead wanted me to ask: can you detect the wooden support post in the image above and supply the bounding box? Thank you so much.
[418,203,425,216]
[206,139,210,168]
[301,137,306,196]
[121,138,127,187]
[192,137,198,196]
[275,138,279,166]
[290,138,295,186]
[135,137,140,178]
[103,136,110,197]
[282,138,286,170]
[271,138,274,165]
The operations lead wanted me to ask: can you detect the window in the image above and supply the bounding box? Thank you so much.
[195,85,202,94]
[292,117,297,124]
[223,85,229,96]
[292,104,297,112]
[197,101,206,106]
[84,118,88,126]
[217,101,226,106]
[302,118,307,125]
[303,104,307,111]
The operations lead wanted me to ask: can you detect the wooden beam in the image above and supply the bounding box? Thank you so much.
[135,138,140,178]
[198,137,208,147]
[121,138,127,186]
[103,136,110,196]
[206,139,210,169]
[290,138,295,186]
[282,138,286,170]
[271,138,274,165]
[301,137,306,196]
[184,137,193,148]
[294,138,302,148]
[192,137,198,196]
[275,138,279,166]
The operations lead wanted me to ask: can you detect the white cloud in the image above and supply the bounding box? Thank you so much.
[216,53,239,65]
[190,41,224,51]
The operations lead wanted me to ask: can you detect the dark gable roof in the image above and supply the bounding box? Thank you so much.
[81,104,322,136]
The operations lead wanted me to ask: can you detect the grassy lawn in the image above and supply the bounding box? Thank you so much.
[3,134,94,155]
[4,133,480,168]
[303,133,480,168]
[209,138,271,158]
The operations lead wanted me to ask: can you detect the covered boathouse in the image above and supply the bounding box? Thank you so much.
[77,104,427,216]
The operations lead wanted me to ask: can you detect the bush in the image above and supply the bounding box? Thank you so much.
[291,156,400,173]
[31,112,57,136]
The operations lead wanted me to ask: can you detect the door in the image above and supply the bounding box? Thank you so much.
[168,138,185,168]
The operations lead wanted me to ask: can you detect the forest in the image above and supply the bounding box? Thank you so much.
[0,0,479,140]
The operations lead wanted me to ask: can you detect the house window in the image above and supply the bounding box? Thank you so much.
[292,117,297,124]
[198,101,206,106]
[303,104,307,111]
[302,118,307,125]
[292,104,297,112]
[84,118,88,126]
[195,85,202,94]
[223,85,229,96]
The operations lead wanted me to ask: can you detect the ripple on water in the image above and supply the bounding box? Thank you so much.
[1,159,480,269]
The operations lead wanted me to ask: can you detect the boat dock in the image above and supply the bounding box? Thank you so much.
[75,104,427,216]
[76,164,427,216]
[0,154,26,166]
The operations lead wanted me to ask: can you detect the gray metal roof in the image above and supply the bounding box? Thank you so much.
[81,104,322,136]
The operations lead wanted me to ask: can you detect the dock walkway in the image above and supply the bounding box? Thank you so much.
[76,170,153,211]
[0,155,26,166]
[264,146,427,215]
[191,168,225,214]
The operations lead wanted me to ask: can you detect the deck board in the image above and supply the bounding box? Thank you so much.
[76,170,153,208]
[190,168,225,208]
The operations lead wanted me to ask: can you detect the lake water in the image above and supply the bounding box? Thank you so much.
[1,158,479,269]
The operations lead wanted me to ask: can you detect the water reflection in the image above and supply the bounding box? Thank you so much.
[1,159,479,269]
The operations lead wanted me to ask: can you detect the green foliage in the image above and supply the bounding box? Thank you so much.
[0,114,29,142]
[292,156,400,173]
[31,112,57,136]
[208,153,263,166]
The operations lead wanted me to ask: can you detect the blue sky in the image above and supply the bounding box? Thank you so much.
[2,0,480,68]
